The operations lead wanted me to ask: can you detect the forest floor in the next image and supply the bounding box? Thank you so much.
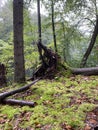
[0,74,98,130]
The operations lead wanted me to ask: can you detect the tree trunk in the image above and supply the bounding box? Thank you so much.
[62,22,67,62]
[37,0,41,43]
[51,0,57,52]
[80,16,98,67]
[72,67,98,75]
[37,0,45,64]
[13,0,25,82]
[0,63,6,87]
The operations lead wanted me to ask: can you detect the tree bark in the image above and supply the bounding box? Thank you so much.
[0,63,6,86]
[72,67,98,75]
[80,16,98,67]
[37,0,41,43]
[1,99,37,107]
[51,0,57,52]
[13,0,25,82]
[0,78,40,101]
[37,0,45,64]
[62,22,67,62]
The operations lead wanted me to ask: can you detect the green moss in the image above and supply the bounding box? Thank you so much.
[0,75,98,129]
[4,122,13,130]
[78,103,95,112]
[0,105,20,119]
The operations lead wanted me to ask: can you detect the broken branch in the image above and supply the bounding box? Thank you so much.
[1,99,37,107]
[0,78,41,101]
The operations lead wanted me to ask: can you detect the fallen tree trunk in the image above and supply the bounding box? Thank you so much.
[72,67,98,75]
[0,78,40,101]
[58,62,98,76]
[1,99,37,107]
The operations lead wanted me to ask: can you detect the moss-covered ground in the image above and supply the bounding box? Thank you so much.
[0,75,98,130]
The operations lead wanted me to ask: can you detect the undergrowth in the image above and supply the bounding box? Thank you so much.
[0,75,98,130]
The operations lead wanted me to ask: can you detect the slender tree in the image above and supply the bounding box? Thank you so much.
[79,0,98,67]
[51,0,57,52]
[37,0,42,43]
[13,0,25,82]
[37,0,45,64]
[80,15,98,67]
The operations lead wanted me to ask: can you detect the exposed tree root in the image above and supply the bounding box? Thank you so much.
[29,43,98,81]
[30,43,60,80]
[30,43,98,80]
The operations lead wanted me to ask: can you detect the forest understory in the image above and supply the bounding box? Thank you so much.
[0,74,98,130]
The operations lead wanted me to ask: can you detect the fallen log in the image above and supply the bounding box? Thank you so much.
[72,67,98,75]
[1,99,37,107]
[0,78,41,101]
[59,62,98,76]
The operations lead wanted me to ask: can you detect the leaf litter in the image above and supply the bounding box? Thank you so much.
[0,75,98,130]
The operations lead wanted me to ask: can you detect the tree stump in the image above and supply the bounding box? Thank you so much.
[30,43,59,80]
[0,63,6,87]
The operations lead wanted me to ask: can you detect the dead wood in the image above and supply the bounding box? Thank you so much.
[0,63,6,86]
[1,99,37,107]
[0,78,41,101]
[58,62,98,76]
[72,67,98,75]
[31,43,59,80]
[31,42,98,79]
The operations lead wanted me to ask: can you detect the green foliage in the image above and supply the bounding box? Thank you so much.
[0,39,14,81]
[0,0,13,41]
[42,0,98,67]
